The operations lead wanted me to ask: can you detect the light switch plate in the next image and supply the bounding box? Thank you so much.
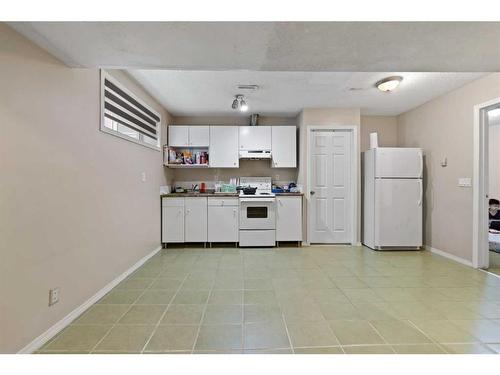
[458,177,472,187]
[49,288,60,306]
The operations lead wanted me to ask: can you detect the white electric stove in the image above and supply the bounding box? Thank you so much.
[238,177,276,247]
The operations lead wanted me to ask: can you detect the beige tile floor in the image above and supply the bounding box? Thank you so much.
[489,250,500,277]
[37,245,500,354]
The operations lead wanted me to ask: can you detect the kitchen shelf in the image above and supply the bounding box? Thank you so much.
[164,163,210,168]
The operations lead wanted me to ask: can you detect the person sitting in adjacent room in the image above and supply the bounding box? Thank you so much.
[489,198,500,231]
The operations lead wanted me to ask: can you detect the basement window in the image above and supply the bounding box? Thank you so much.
[100,70,161,150]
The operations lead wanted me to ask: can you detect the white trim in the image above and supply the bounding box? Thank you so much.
[17,245,162,354]
[306,125,359,246]
[479,267,500,279]
[473,97,500,269]
[425,245,473,267]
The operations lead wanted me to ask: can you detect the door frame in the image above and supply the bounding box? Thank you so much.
[306,125,359,246]
[473,97,500,269]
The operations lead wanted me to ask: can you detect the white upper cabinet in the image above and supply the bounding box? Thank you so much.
[271,126,297,168]
[209,126,239,168]
[168,126,209,147]
[188,126,209,147]
[169,126,189,147]
[239,126,271,150]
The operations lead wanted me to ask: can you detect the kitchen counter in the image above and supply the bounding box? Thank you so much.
[161,192,239,198]
[161,192,303,197]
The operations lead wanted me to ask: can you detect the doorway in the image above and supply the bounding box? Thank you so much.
[473,98,500,274]
[307,126,357,245]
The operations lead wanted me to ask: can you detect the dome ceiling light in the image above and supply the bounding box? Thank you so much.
[375,76,403,92]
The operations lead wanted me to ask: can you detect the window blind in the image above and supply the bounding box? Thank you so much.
[102,73,160,142]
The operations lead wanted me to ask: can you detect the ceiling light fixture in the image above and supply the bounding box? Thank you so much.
[231,97,239,109]
[240,98,248,112]
[375,76,403,92]
[231,94,249,112]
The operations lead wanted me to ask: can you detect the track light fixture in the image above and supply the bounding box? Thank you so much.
[231,95,248,112]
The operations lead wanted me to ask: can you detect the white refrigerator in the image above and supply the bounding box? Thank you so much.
[363,147,423,250]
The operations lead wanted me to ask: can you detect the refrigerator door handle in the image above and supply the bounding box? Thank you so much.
[417,179,423,207]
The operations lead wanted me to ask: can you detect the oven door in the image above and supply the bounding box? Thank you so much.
[239,198,276,230]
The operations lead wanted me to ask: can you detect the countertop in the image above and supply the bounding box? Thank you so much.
[161,192,303,198]
[161,192,239,198]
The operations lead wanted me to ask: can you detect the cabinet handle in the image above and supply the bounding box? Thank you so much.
[186,209,191,214]
[233,162,236,166]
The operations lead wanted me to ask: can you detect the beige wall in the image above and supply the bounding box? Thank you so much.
[489,124,500,202]
[297,108,361,243]
[398,73,500,262]
[170,116,297,184]
[360,116,398,151]
[0,24,172,353]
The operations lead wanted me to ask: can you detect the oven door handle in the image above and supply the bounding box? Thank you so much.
[239,198,275,203]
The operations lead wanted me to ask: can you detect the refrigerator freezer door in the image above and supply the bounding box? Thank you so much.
[374,179,422,248]
[375,148,423,178]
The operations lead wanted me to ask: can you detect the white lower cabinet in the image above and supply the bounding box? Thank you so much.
[276,196,303,241]
[208,197,239,242]
[162,198,185,243]
[185,197,208,242]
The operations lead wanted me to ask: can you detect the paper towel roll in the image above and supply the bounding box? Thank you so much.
[369,132,379,149]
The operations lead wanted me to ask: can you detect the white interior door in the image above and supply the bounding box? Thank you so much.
[310,130,352,243]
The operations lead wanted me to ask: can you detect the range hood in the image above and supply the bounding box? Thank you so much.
[239,150,272,160]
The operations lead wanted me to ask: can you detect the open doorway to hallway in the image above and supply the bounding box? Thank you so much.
[488,107,500,276]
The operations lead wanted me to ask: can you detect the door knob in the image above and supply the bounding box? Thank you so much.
[310,191,315,195]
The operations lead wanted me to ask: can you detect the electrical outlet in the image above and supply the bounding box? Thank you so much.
[49,288,60,306]
[141,172,146,182]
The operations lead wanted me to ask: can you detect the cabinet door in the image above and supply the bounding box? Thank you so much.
[168,126,189,147]
[162,201,185,243]
[209,126,239,168]
[185,197,207,242]
[272,126,297,168]
[276,196,302,241]
[189,126,210,147]
[208,206,239,242]
[239,126,271,150]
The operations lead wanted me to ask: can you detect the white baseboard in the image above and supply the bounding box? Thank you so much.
[18,245,162,354]
[425,245,473,267]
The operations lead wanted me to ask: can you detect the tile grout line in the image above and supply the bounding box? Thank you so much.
[241,273,245,352]
[139,272,191,354]
[280,312,295,354]
[190,273,215,354]
[406,318,450,353]
[88,272,159,353]
[366,321,396,354]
